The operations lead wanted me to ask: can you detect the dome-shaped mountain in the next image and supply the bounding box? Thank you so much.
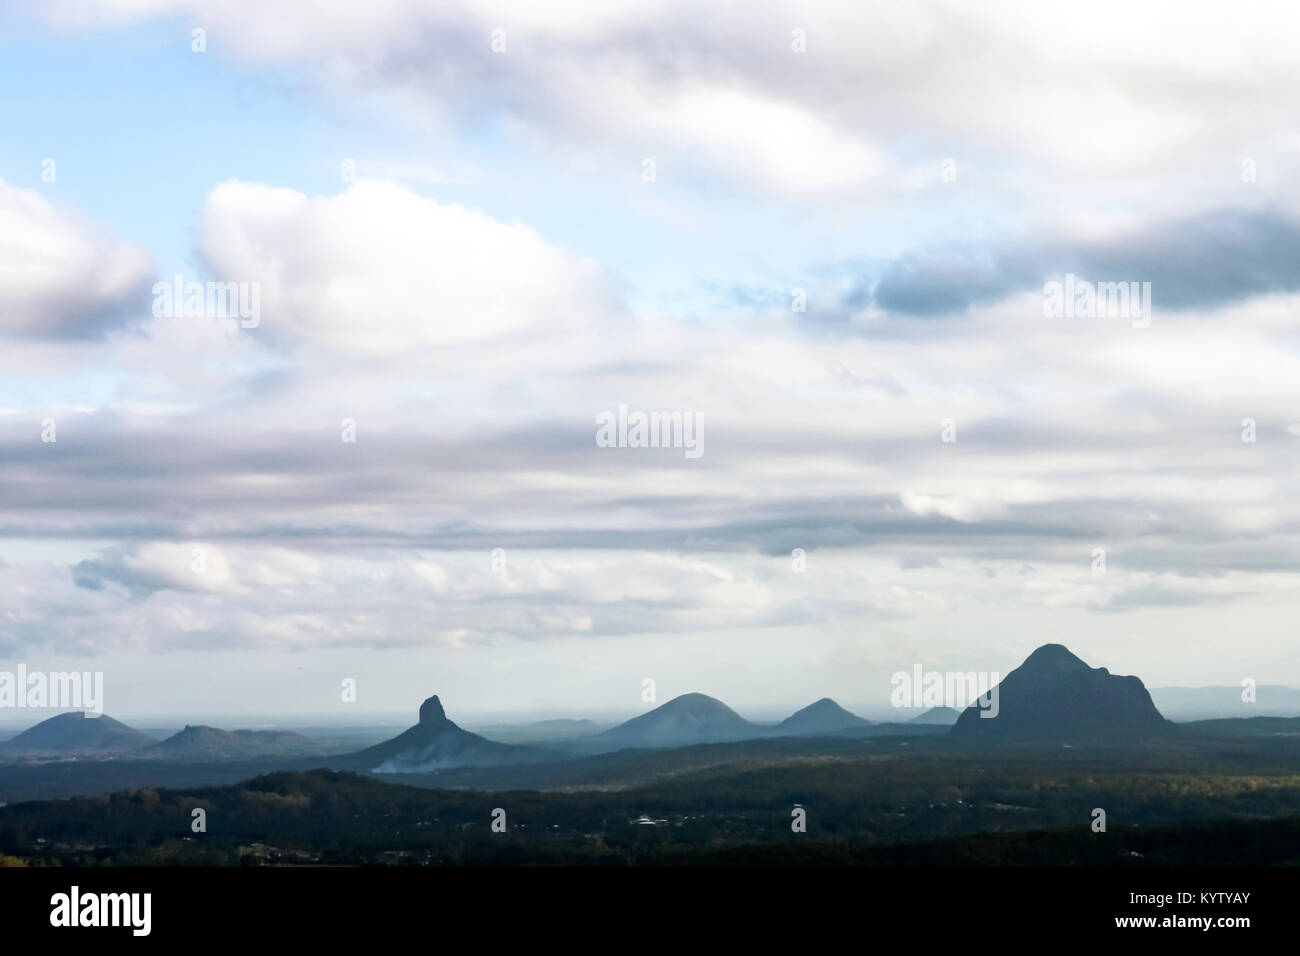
[910,706,961,725]
[598,693,760,748]
[1,712,155,756]
[949,643,1172,741]
[774,697,870,736]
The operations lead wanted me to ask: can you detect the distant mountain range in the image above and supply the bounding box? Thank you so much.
[2,714,329,762]
[1180,716,1300,737]
[591,693,875,748]
[5,644,1295,771]
[950,643,1172,741]
[467,717,610,745]
[1149,685,1300,721]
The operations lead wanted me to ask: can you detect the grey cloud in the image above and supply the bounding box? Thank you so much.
[0,404,1294,582]
[16,292,156,342]
[872,248,1039,316]
[71,549,154,596]
[1090,585,1252,613]
[869,209,1300,316]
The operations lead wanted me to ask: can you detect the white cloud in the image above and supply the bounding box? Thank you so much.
[38,0,1300,201]
[198,179,614,353]
[899,491,1008,524]
[119,542,237,593]
[0,179,152,339]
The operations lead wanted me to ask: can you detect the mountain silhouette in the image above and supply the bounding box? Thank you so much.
[143,725,330,761]
[774,698,870,735]
[599,693,759,748]
[1,712,156,756]
[910,706,961,725]
[336,695,548,772]
[949,643,1172,741]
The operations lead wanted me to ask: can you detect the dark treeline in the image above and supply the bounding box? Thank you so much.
[4,744,1300,866]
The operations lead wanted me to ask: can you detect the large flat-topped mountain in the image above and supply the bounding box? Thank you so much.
[950,644,1172,741]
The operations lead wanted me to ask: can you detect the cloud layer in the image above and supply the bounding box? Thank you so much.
[4,3,1300,712]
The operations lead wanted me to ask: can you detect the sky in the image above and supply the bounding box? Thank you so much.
[1,0,1299,723]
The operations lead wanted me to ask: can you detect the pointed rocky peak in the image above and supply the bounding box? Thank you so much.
[418,695,447,725]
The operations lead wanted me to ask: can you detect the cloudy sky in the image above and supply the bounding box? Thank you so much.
[1,1,1298,722]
